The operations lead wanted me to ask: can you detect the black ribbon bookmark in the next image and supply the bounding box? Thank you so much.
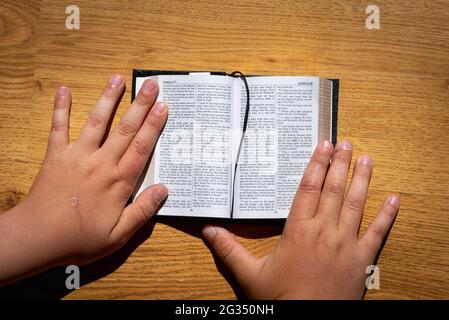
[227,71,250,219]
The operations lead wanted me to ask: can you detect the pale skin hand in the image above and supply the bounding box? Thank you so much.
[203,140,400,299]
[0,75,168,286]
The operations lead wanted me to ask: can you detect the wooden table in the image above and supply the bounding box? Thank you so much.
[0,0,448,299]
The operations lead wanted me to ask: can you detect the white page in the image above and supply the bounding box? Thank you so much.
[233,76,320,219]
[134,74,234,218]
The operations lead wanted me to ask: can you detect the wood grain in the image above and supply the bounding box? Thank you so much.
[0,0,448,299]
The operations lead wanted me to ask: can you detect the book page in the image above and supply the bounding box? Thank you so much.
[134,74,234,218]
[318,78,333,142]
[233,76,326,219]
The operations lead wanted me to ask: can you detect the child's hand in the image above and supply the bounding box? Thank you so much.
[0,75,168,284]
[202,140,399,299]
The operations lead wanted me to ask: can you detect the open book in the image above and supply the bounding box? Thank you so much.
[132,70,338,219]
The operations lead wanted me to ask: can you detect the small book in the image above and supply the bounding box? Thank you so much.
[132,70,339,219]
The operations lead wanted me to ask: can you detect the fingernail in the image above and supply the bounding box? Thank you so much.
[322,140,332,151]
[142,79,157,92]
[203,226,217,241]
[155,102,167,115]
[56,86,67,97]
[110,74,123,87]
[359,155,372,166]
[388,194,399,207]
[339,140,352,151]
[154,184,168,204]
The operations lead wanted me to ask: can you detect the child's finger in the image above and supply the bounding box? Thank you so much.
[315,140,352,226]
[117,102,168,182]
[47,86,71,153]
[109,184,168,245]
[102,79,158,161]
[338,156,373,240]
[75,75,125,152]
[202,225,262,291]
[359,194,399,259]
[287,140,333,222]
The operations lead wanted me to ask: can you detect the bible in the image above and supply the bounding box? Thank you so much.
[132,70,339,219]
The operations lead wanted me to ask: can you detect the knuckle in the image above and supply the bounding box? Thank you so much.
[282,222,306,243]
[136,202,155,222]
[345,197,364,212]
[111,233,128,248]
[102,86,119,98]
[334,148,351,161]
[135,88,156,105]
[117,178,134,194]
[54,98,67,109]
[86,114,106,129]
[146,113,165,130]
[299,177,321,194]
[217,239,235,263]
[51,120,66,131]
[385,204,398,218]
[369,223,385,241]
[355,165,372,178]
[312,157,329,168]
[117,120,138,137]
[82,160,100,178]
[325,182,344,195]
[132,138,150,157]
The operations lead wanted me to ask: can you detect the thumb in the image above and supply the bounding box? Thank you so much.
[110,184,168,244]
[202,225,261,289]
